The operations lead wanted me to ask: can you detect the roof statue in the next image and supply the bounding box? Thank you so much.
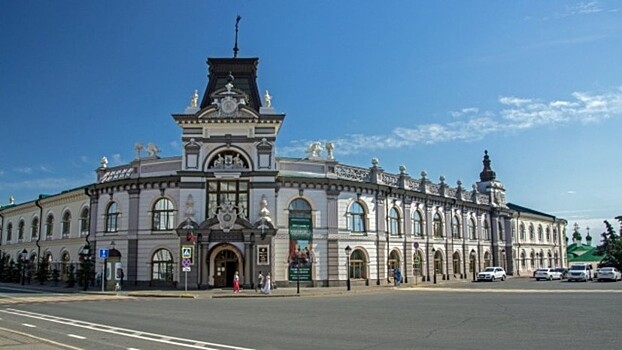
[326,142,334,160]
[100,156,108,169]
[146,143,161,158]
[264,90,272,108]
[190,90,199,108]
[307,142,322,159]
[134,143,143,160]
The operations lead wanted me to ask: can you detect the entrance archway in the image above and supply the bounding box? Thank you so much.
[210,245,242,288]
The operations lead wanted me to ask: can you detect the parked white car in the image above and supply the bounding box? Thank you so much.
[534,268,562,281]
[477,267,506,282]
[596,267,622,282]
[567,263,593,282]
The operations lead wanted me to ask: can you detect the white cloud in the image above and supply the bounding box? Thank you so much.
[14,167,32,174]
[567,190,577,195]
[279,86,622,158]
[110,154,123,165]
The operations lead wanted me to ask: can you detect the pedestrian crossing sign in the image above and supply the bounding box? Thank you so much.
[181,245,193,265]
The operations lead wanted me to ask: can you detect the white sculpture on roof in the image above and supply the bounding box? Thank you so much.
[146,143,161,157]
[307,142,322,159]
[190,90,199,108]
[100,156,108,169]
[264,90,272,108]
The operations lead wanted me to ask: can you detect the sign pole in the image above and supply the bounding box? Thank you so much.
[102,258,106,292]
[184,271,188,292]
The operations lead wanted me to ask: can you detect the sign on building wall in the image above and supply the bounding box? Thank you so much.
[257,244,270,265]
[289,217,313,281]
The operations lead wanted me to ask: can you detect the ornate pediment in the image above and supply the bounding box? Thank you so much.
[209,150,249,170]
[216,201,238,232]
[210,80,248,118]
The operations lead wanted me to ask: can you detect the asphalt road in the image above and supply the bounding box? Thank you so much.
[1,279,621,350]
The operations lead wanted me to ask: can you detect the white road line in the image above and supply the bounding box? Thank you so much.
[400,287,622,293]
[22,323,37,328]
[0,326,83,350]
[68,334,86,339]
[1,308,254,350]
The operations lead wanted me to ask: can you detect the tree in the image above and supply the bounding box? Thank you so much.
[596,219,622,271]
[35,258,51,285]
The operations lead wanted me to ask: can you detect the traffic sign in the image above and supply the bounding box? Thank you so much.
[182,258,191,267]
[99,248,109,259]
[182,266,191,272]
[181,246,193,259]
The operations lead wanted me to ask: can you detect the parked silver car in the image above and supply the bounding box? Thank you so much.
[596,267,622,282]
[567,263,593,282]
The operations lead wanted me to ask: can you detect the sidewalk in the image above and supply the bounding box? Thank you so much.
[1,277,474,300]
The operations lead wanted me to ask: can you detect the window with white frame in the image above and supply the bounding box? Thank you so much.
[152,198,175,231]
[105,202,119,233]
[18,220,25,241]
[388,207,400,236]
[483,219,490,240]
[433,212,443,238]
[348,202,366,233]
[79,208,89,236]
[45,214,54,238]
[61,211,71,238]
[451,215,460,238]
[412,210,424,237]
[31,217,39,239]
[468,218,476,240]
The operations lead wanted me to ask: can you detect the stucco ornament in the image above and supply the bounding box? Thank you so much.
[258,195,272,223]
[216,201,238,232]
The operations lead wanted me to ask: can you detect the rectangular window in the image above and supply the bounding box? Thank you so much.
[207,180,249,218]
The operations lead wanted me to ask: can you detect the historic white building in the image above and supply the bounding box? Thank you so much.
[0,55,567,289]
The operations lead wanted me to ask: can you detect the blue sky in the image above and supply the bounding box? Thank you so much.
[1,1,621,238]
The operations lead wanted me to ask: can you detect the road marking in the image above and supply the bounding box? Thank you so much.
[400,287,622,293]
[22,323,37,327]
[1,308,254,350]
[68,334,86,339]
[0,326,83,350]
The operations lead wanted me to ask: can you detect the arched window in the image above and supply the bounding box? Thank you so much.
[530,251,535,269]
[62,211,72,238]
[31,217,39,240]
[289,198,312,219]
[433,212,443,238]
[539,250,545,267]
[452,252,461,275]
[105,202,119,232]
[519,223,525,240]
[152,249,174,281]
[79,208,89,236]
[152,198,175,231]
[46,214,54,238]
[538,225,543,241]
[529,225,535,241]
[548,251,553,267]
[520,251,526,268]
[412,210,423,237]
[61,251,70,280]
[18,220,25,240]
[483,219,490,240]
[348,202,366,233]
[349,249,367,279]
[6,222,12,242]
[468,218,476,240]
[412,250,423,276]
[497,221,504,242]
[451,215,461,239]
[483,252,491,267]
[553,229,558,242]
[545,227,551,242]
[388,207,400,236]
[434,250,443,273]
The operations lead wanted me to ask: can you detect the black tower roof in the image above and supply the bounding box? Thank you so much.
[479,150,496,182]
[199,57,262,112]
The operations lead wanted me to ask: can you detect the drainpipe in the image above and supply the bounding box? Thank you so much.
[0,211,4,257]
[35,197,43,269]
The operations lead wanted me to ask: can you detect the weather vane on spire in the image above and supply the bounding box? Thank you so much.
[233,15,242,58]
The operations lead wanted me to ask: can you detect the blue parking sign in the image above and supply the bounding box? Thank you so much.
[99,248,109,259]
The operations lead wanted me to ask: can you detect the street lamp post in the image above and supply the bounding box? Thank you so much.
[345,245,352,291]
[82,245,91,291]
[432,248,437,285]
[20,249,28,285]
[296,253,300,295]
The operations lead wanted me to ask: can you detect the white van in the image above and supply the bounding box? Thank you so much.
[567,263,593,282]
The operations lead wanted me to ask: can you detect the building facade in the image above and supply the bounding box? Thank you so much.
[0,55,567,289]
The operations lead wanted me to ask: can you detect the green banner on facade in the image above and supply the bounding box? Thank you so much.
[289,217,313,281]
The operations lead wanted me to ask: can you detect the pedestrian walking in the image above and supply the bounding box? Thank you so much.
[394,267,401,286]
[256,271,264,292]
[233,271,240,293]
[262,272,271,294]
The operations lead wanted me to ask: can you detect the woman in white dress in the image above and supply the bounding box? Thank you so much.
[262,273,271,294]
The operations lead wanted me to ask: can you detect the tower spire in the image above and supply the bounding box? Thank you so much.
[233,15,241,58]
